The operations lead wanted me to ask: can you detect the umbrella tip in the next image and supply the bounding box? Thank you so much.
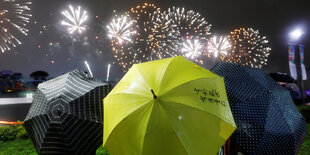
[151,89,157,99]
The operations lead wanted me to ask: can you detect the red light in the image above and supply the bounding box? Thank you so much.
[51,60,55,64]
[0,121,23,125]
[15,81,23,89]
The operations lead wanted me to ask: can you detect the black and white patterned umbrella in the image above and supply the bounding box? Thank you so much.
[211,62,307,155]
[24,69,111,155]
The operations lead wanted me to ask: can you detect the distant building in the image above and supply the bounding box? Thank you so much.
[0,71,49,98]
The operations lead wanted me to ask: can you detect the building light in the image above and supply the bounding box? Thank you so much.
[26,93,33,98]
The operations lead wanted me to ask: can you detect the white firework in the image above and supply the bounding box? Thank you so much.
[163,6,212,64]
[61,5,88,34]
[181,39,203,59]
[107,15,136,44]
[207,36,231,57]
[0,0,32,53]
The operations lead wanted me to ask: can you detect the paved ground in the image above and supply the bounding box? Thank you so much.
[0,98,32,122]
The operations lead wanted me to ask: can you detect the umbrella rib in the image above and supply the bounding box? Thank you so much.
[104,100,153,148]
[79,124,103,154]
[157,57,221,95]
[140,102,156,155]
[269,93,295,136]
[139,102,190,155]
[133,65,153,91]
[167,120,190,155]
[40,123,73,152]
[28,116,46,148]
[159,104,191,155]
[278,90,298,137]
[156,58,174,91]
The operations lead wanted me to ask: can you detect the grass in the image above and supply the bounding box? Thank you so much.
[0,139,36,155]
[298,123,310,155]
[0,139,110,155]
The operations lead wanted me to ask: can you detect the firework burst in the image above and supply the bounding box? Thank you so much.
[0,0,31,53]
[61,5,88,34]
[164,6,212,63]
[224,28,271,68]
[182,39,203,62]
[207,36,231,58]
[126,3,160,62]
[150,8,180,58]
[107,15,136,44]
[109,3,159,71]
[109,5,213,70]
[107,14,136,70]
[110,3,180,71]
[165,7,211,39]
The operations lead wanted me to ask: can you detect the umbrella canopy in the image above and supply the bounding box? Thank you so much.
[0,70,13,76]
[24,69,111,155]
[210,62,307,155]
[285,83,302,100]
[269,72,295,83]
[103,56,236,155]
[306,89,310,97]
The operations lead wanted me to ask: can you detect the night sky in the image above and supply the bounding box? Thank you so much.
[0,0,309,88]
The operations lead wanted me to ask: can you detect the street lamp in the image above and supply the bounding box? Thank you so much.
[290,29,303,41]
[289,28,305,104]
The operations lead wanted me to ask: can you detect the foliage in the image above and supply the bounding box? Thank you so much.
[0,123,29,142]
[298,124,310,155]
[297,105,310,123]
[96,146,111,155]
[16,124,29,139]
[0,125,17,142]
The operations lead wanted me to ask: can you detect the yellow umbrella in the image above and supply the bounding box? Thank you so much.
[103,56,236,155]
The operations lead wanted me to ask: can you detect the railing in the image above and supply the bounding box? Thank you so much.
[0,98,33,105]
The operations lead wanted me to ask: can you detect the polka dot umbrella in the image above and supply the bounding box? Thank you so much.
[211,62,307,155]
[24,69,111,155]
